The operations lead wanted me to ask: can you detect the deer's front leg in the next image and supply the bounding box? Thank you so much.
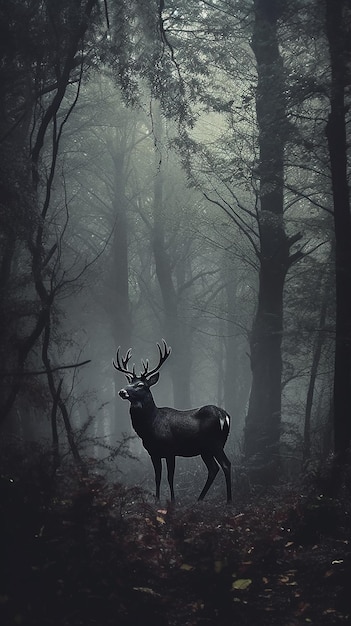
[150,454,162,500]
[166,455,176,501]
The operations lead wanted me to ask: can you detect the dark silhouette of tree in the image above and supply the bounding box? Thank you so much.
[0,0,101,428]
[325,0,351,484]
[303,261,333,462]
[243,0,304,482]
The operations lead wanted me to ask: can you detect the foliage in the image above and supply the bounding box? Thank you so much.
[0,440,350,625]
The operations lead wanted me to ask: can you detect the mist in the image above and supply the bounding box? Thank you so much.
[0,1,350,624]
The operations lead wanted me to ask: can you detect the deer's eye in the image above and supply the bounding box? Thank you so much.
[136,382,144,388]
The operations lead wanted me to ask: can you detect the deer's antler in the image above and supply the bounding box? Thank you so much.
[113,347,135,379]
[142,339,171,378]
[113,340,171,380]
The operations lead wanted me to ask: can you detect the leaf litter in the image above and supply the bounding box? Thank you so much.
[1,473,350,626]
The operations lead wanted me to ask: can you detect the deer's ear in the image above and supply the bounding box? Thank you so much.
[147,372,159,387]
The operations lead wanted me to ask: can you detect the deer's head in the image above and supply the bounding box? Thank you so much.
[113,340,171,404]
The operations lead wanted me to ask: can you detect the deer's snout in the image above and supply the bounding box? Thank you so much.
[119,388,129,399]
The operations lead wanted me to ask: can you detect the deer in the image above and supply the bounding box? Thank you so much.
[113,340,232,503]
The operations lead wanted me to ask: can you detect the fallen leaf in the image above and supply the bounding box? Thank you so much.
[180,563,194,571]
[279,575,290,584]
[232,578,252,590]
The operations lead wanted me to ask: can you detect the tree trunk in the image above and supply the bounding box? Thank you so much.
[106,142,132,436]
[51,378,62,474]
[224,267,250,435]
[303,281,329,462]
[245,259,288,481]
[244,0,290,482]
[152,105,192,408]
[0,0,99,424]
[325,0,351,481]
[42,320,85,473]
[153,193,192,409]
[110,153,132,352]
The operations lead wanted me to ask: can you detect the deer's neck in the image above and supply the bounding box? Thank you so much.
[130,394,157,429]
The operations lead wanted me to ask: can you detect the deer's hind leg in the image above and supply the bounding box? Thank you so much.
[198,452,219,501]
[214,449,232,503]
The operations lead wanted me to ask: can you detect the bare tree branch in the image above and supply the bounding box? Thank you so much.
[0,360,91,378]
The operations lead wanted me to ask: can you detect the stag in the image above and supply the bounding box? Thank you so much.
[113,340,232,502]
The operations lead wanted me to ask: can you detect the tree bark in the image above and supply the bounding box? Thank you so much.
[244,0,292,482]
[303,279,329,462]
[325,0,351,478]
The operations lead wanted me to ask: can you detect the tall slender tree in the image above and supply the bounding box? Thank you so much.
[325,0,351,481]
[151,103,193,407]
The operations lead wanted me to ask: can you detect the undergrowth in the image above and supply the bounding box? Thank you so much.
[0,439,350,625]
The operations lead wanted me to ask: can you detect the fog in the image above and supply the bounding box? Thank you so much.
[2,4,351,624]
[0,0,345,493]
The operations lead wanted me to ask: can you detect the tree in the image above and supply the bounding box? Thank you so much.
[325,0,351,480]
[159,0,347,482]
[0,0,101,428]
[243,0,305,482]
[151,104,193,407]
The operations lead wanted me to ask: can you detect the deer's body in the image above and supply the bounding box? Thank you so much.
[114,341,232,502]
[130,403,230,457]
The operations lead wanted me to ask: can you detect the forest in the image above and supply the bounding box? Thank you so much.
[0,0,350,624]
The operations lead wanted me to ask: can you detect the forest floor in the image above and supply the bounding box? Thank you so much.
[0,448,350,626]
